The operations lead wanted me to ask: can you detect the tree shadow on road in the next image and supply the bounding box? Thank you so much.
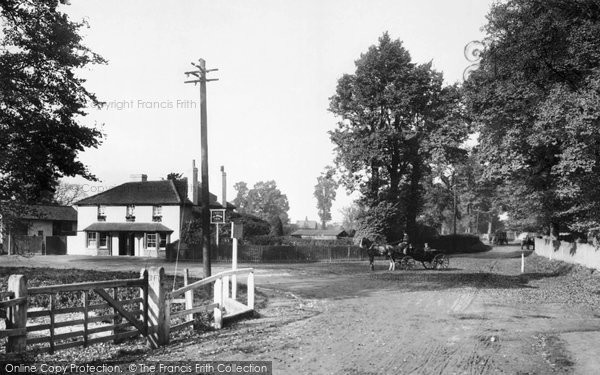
[280,266,573,300]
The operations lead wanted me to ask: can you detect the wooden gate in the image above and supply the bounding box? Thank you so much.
[0,271,151,354]
[0,267,256,354]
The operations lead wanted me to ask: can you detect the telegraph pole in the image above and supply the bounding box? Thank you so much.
[185,58,218,278]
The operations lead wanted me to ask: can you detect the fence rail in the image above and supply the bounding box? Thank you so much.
[167,268,254,334]
[1,267,256,355]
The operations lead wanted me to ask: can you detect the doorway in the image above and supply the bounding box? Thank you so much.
[118,233,134,256]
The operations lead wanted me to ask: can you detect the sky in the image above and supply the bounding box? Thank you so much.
[63,0,495,223]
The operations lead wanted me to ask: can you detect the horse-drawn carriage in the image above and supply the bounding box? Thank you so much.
[359,238,450,271]
[396,245,450,270]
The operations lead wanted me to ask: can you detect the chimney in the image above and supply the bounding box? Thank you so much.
[129,174,147,182]
[221,165,226,208]
[192,160,199,205]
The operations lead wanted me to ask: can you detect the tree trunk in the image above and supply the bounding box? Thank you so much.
[388,147,401,201]
[406,159,422,240]
[370,162,379,200]
[550,221,560,239]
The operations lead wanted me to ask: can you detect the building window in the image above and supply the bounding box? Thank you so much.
[97,205,106,221]
[126,205,135,222]
[146,233,157,249]
[152,205,162,222]
[99,233,108,249]
[87,232,97,248]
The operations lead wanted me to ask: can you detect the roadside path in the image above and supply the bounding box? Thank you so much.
[2,245,599,374]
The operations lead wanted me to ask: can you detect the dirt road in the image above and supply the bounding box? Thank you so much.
[3,245,600,374]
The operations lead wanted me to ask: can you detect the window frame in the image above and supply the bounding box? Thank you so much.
[99,232,108,249]
[146,233,157,249]
[87,232,97,248]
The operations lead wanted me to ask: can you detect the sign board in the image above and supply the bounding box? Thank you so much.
[210,209,226,224]
[231,222,244,239]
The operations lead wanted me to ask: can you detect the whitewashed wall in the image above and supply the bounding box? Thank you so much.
[535,237,600,270]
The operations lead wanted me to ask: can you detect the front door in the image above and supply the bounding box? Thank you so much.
[118,233,135,256]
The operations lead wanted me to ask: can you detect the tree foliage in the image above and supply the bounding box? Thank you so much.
[0,0,105,203]
[463,0,600,235]
[314,166,339,229]
[52,181,88,206]
[166,172,183,181]
[329,32,468,241]
[232,180,290,226]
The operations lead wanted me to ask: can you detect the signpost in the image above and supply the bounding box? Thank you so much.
[230,222,243,299]
[210,209,226,246]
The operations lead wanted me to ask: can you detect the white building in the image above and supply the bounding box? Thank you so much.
[67,176,194,257]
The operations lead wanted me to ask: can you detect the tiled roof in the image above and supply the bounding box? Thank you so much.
[16,205,77,221]
[75,179,237,209]
[296,219,319,229]
[291,229,347,237]
[83,222,174,232]
[76,180,185,206]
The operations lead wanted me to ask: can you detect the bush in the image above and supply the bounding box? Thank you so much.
[244,235,285,246]
[426,234,490,254]
[285,237,354,247]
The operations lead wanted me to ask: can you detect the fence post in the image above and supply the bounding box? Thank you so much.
[213,278,223,329]
[7,274,27,353]
[223,275,230,300]
[247,272,255,310]
[140,268,148,336]
[147,267,169,348]
[184,269,193,322]
[232,274,237,300]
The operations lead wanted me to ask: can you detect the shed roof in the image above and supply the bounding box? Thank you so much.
[15,205,77,221]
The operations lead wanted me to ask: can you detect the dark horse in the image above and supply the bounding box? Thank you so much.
[359,238,408,271]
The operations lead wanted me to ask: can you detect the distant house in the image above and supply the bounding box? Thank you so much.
[0,204,77,255]
[290,228,348,240]
[295,217,319,230]
[69,168,234,258]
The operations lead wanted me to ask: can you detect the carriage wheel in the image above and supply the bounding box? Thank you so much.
[422,260,435,269]
[433,254,450,270]
[401,256,415,270]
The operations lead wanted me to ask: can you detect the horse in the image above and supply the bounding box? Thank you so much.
[359,237,401,271]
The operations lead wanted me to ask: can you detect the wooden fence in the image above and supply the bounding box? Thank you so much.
[170,243,367,263]
[0,267,255,354]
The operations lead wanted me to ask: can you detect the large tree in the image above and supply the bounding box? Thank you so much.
[233,180,290,226]
[314,166,338,229]
[329,32,467,241]
[0,0,105,204]
[463,0,600,235]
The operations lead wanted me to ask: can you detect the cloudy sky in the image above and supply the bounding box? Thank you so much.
[64,0,494,223]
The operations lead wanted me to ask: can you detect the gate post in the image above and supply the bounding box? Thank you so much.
[147,267,169,348]
[213,278,223,329]
[7,274,27,353]
[247,271,255,310]
[140,268,149,336]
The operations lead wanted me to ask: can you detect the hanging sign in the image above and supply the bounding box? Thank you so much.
[210,209,226,224]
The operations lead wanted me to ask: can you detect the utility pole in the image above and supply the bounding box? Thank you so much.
[185,58,218,278]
